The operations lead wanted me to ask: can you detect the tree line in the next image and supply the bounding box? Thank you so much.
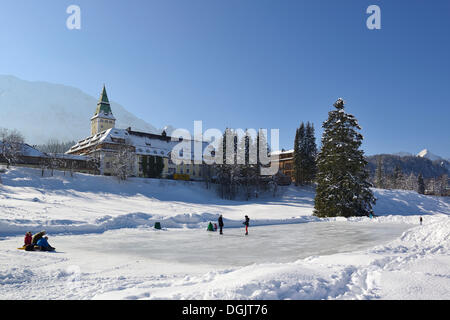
[214,129,278,200]
[374,158,448,196]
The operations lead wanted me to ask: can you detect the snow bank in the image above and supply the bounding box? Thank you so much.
[372,188,450,216]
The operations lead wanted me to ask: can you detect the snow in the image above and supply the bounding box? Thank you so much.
[270,149,294,156]
[0,142,46,158]
[0,167,449,300]
[417,149,444,162]
[68,127,209,160]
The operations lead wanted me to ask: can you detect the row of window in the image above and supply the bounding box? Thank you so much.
[137,148,165,155]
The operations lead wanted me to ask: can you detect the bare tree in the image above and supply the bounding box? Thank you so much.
[110,145,136,181]
[0,128,25,168]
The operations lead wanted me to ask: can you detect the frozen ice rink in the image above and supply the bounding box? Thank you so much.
[65,221,412,267]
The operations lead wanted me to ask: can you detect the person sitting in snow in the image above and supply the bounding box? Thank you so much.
[32,230,46,245]
[24,232,32,246]
[36,236,55,251]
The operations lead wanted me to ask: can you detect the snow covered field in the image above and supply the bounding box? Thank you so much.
[0,167,449,299]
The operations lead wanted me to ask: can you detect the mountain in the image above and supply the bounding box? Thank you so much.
[393,152,413,157]
[366,153,449,179]
[0,75,174,145]
[416,149,444,162]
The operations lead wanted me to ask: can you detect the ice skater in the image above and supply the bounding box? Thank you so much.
[420,216,423,225]
[218,215,224,235]
[243,215,250,235]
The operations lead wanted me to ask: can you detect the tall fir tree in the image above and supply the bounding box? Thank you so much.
[417,173,425,194]
[392,165,403,189]
[293,124,305,185]
[303,122,317,184]
[314,98,376,217]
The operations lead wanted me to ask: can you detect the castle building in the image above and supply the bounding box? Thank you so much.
[66,86,211,180]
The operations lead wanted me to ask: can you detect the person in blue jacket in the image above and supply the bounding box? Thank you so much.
[36,236,55,251]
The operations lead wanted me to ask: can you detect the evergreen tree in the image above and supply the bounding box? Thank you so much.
[392,165,403,189]
[293,122,317,186]
[314,98,376,218]
[293,125,304,185]
[293,128,299,185]
[417,173,425,194]
[303,122,317,184]
[438,174,448,196]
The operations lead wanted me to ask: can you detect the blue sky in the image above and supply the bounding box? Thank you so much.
[0,0,449,157]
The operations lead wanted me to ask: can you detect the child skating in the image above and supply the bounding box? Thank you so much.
[243,215,250,235]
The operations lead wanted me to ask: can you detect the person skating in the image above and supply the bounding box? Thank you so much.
[218,215,224,235]
[243,215,250,235]
[420,216,423,225]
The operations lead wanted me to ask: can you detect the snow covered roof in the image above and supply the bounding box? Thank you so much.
[0,142,47,158]
[0,142,90,161]
[67,128,210,161]
[270,149,294,156]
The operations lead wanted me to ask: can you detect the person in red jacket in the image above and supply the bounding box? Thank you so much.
[24,232,32,246]
[243,215,250,235]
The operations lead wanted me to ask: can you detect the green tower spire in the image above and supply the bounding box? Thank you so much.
[93,85,114,118]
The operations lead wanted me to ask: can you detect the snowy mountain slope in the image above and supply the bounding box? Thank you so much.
[366,153,449,178]
[393,152,413,157]
[417,149,444,161]
[0,75,174,145]
[0,167,449,237]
